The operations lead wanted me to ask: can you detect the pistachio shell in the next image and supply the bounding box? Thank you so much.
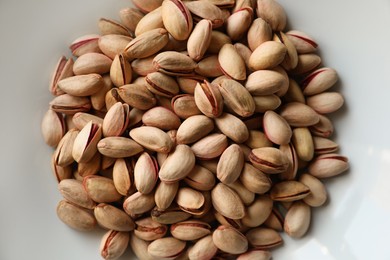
[176,115,214,144]
[247,18,272,51]
[212,226,248,254]
[148,237,186,259]
[172,94,202,119]
[248,41,286,70]
[155,182,179,210]
[56,200,96,231]
[41,109,65,147]
[270,181,310,202]
[135,7,163,36]
[299,173,327,207]
[83,175,122,203]
[162,0,193,41]
[215,113,249,144]
[306,92,344,114]
[279,102,320,127]
[97,137,144,158]
[218,44,246,80]
[263,110,292,145]
[130,126,173,153]
[118,84,157,110]
[94,203,135,231]
[240,163,272,194]
[98,34,132,59]
[284,201,311,238]
[256,0,286,31]
[219,79,255,117]
[124,28,169,59]
[123,191,156,215]
[99,230,129,260]
[217,144,244,184]
[187,19,212,61]
[211,183,245,219]
[134,217,168,241]
[245,227,282,249]
[308,153,349,178]
[191,133,228,160]
[245,69,287,95]
[249,147,288,174]
[58,179,96,209]
[194,80,224,118]
[72,121,102,163]
[73,53,112,75]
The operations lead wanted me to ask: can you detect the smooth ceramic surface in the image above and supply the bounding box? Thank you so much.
[0,0,389,259]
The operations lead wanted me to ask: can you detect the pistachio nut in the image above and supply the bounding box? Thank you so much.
[226,180,255,206]
[112,158,134,196]
[99,230,129,260]
[90,75,113,110]
[118,83,157,110]
[270,180,310,202]
[286,30,318,54]
[134,152,159,194]
[219,79,255,117]
[292,127,314,162]
[187,19,212,61]
[162,0,193,41]
[198,159,218,174]
[104,88,122,110]
[132,0,163,13]
[217,144,244,184]
[70,34,101,57]
[212,225,248,254]
[309,114,334,137]
[41,109,65,147]
[134,217,168,241]
[263,110,292,145]
[97,137,144,158]
[176,115,214,144]
[207,31,232,54]
[145,72,180,98]
[284,201,311,238]
[171,94,202,119]
[155,181,179,210]
[234,42,253,69]
[195,55,224,78]
[247,18,272,51]
[308,153,349,178]
[246,227,282,249]
[194,80,224,118]
[50,94,91,115]
[83,175,122,203]
[184,1,225,28]
[72,121,102,163]
[98,18,131,36]
[129,233,155,260]
[301,67,338,96]
[94,203,135,231]
[109,54,132,87]
[279,102,320,127]
[124,28,169,59]
[215,113,249,144]
[299,173,327,207]
[264,208,284,231]
[240,163,272,194]
[151,205,192,224]
[184,165,216,191]
[313,136,338,154]
[227,7,253,41]
[273,31,299,70]
[51,153,73,182]
[171,219,211,241]
[306,92,344,114]
[98,34,132,59]
[58,179,96,209]
[211,183,245,219]
[176,187,205,215]
[102,102,129,137]
[73,53,112,75]
[131,55,157,76]
[278,143,298,180]
[153,51,198,76]
[191,133,228,160]
[119,7,144,33]
[249,147,289,174]
[237,250,272,260]
[245,130,273,149]
[148,237,186,260]
[130,126,173,153]
[188,235,218,260]
[53,129,79,166]
[123,191,156,215]
[290,53,322,75]
[283,78,305,104]
[245,69,287,95]
[56,200,96,231]
[242,195,273,227]
[219,43,246,80]
[50,56,74,96]
[57,74,103,97]
[134,7,163,36]
[77,149,100,176]
[248,41,287,71]
[256,0,286,31]
[176,76,204,94]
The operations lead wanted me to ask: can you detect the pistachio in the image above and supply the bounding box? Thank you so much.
[98,18,131,36]
[97,137,144,158]
[73,53,112,75]
[171,94,202,119]
[119,83,157,110]
[306,92,344,114]
[135,7,163,36]
[176,76,204,94]
[286,30,318,54]
[240,163,272,194]
[99,230,129,260]
[132,0,163,13]
[131,55,157,76]
[155,181,179,210]
[91,75,114,111]
[176,187,205,215]
[256,0,286,31]
[217,144,244,184]
[153,51,198,76]
[302,68,338,96]
[72,121,102,163]
[292,127,314,162]
[188,235,218,260]
[226,180,255,206]
[83,175,122,203]
[212,225,248,254]
[98,34,132,59]
[278,143,298,180]
[56,200,96,231]
[102,102,130,137]
[207,31,232,54]
[308,153,349,178]
[176,115,214,144]
[51,153,73,182]
[299,173,327,207]
[123,191,156,215]
[130,126,173,153]
[290,53,322,75]
[313,136,339,154]
[50,94,91,115]
[110,54,132,87]
[171,219,211,240]
[124,28,169,59]
[248,41,287,70]
[187,19,212,61]
[234,42,253,69]
[215,113,249,143]
[134,152,159,194]
[264,208,284,231]
[191,133,228,160]
[309,114,334,137]
[249,147,288,174]
[198,159,218,174]
[247,18,272,51]
[245,69,287,95]
[145,72,180,98]
[119,7,144,33]
[245,130,273,149]
[57,74,103,97]
[105,88,123,110]
[70,34,101,57]
[284,201,311,238]
[58,179,96,209]
[227,7,253,41]
[237,250,272,260]
[162,0,193,41]
[184,1,225,28]
[151,205,192,224]
[129,234,155,260]
[211,183,245,219]
[53,129,79,167]
[94,203,135,231]
[270,181,310,202]
[279,102,320,127]
[41,109,65,147]
[245,227,282,249]
[148,237,186,260]
[184,165,216,191]
[141,106,180,131]
[134,217,168,241]
[219,43,246,80]
[113,158,134,196]
[242,195,273,228]
[219,79,255,117]
[50,56,74,96]
[194,80,224,118]
[284,78,305,103]
[263,110,292,145]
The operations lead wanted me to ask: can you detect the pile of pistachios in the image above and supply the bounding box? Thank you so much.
[41,0,350,259]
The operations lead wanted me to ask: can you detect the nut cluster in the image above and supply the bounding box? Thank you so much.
[41,0,349,259]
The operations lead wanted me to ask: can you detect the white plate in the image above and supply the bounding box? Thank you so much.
[1,0,389,259]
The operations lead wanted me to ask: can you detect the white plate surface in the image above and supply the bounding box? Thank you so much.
[1,0,390,259]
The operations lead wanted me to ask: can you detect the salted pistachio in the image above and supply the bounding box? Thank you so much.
[151,205,192,224]
[309,114,334,137]
[213,225,248,254]
[207,31,232,54]
[97,137,144,158]
[226,180,255,206]
[119,7,144,33]
[134,152,159,194]
[211,183,245,219]
[148,237,186,260]
[286,30,318,54]
[72,121,102,163]
[188,235,218,260]
[118,83,157,110]
[176,115,214,144]
[306,92,344,114]
[50,94,91,115]
[187,19,212,61]
[279,143,298,180]
[53,129,79,166]
[313,136,338,154]
[279,102,320,127]
[194,80,224,118]
[184,165,216,191]
[83,175,122,203]
[94,203,135,231]
[131,55,157,76]
[98,34,132,59]
[145,72,180,97]
[134,217,168,241]
[129,233,154,260]
[91,75,113,111]
[245,69,287,95]
[175,187,205,215]
[292,127,314,162]
[123,191,155,215]
[70,34,101,57]
[219,79,255,117]
[248,41,286,71]
[58,179,96,209]
[240,163,272,194]
[41,109,65,147]
[73,53,112,75]
[130,126,173,153]
[253,95,281,113]
[153,51,198,76]
[256,0,286,31]
[299,173,327,207]
[238,250,272,260]
[113,158,134,196]
[56,200,96,231]
[195,55,223,78]
[124,28,169,59]
[98,18,131,36]
[284,201,311,238]
[217,144,244,184]
[155,181,179,210]
[109,54,132,87]
[264,208,284,231]
[171,219,211,241]
[102,102,130,137]
[308,153,349,178]
[132,0,163,13]
[51,153,73,182]
[246,227,282,250]
[215,113,249,144]
[50,56,74,96]
[242,195,273,227]
[302,68,338,96]
[247,18,272,51]
[219,44,246,80]
[78,152,101,177]
[249,147,288,174]
[100,230,129,260]
[134,7,163,36]
[270,181,310,202]
[184,1,224,28]
[162,0,193,41]
[245,130,272,149]
[191,133,228,160]
[171,94,202,119]
[263,110,292,145]
[290,53,322,75]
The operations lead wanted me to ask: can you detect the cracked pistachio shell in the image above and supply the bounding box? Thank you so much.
[72,121,102,163]
[73,53,112,75]
[58,179,96,209]
[188,235,218,260]
[94,203,135,231]
[162,0,193,41]
[238,250,272,260]
[135,6,163,36]
[151,205,192,224]
[299,173,327,207]
[97,137,144,158]
[263,110,292,145]
[256,0,286,31]
[248,41,286,71]
[130,126,173,153]
[175,187,205,214]
[98,34,132,59]
[212,226,248,254]
[155,181,179,210]
[284,201,311,238]
[247,18,272,51]
[219,79,255,117]
[118,84,156,110]
[241,195,273,227]
[240,163,272,194]
[286,30,318,54]
[308,153,349,178]
[249,147,289,174]
[211,183,245,219]
[279,102,320,127]
[194,80,224,118]
[83,175,122,203]
[56,200,96,231]
[134,152,159,194]
[246,227,282,250]
[270,181,310,202]
[176,115,214,144]
[70,34,101,57]
[215,113,249,144]
[142,106,181,130]
[184,1,224,28]
[124,28,169,59]
[184,165,216,191]
[218,44,246,80]
[53,128,79,167]
[98,18,131,36]
[123,191,156,215]
[171,220,211,241]
[217,144,244,184]
[306,92,344,114]
[102,102,130,137]
[292,127,314,162]
[145,71,180,97]
[226,7,253,41]
[153,51,198,76]
[100,230,129,260]
[302,68,338,96]
[245,69,287,95]
[50,94,91,115]
[148,237,186,260]
[119,7,144,33]
[207,31,232,54]
[105,88,122,110]
[41,109,65,147]
[134,217,168,241]
[191,133,228,160]
[76,151,100,176]
[51,153,72,182]
[113,158,134,196]
[187,19,212,61]
[159,144,196,183]
[172,94,202,119]
[290,53,322,75]
[110,54,132,87]
[50,56,74,96]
